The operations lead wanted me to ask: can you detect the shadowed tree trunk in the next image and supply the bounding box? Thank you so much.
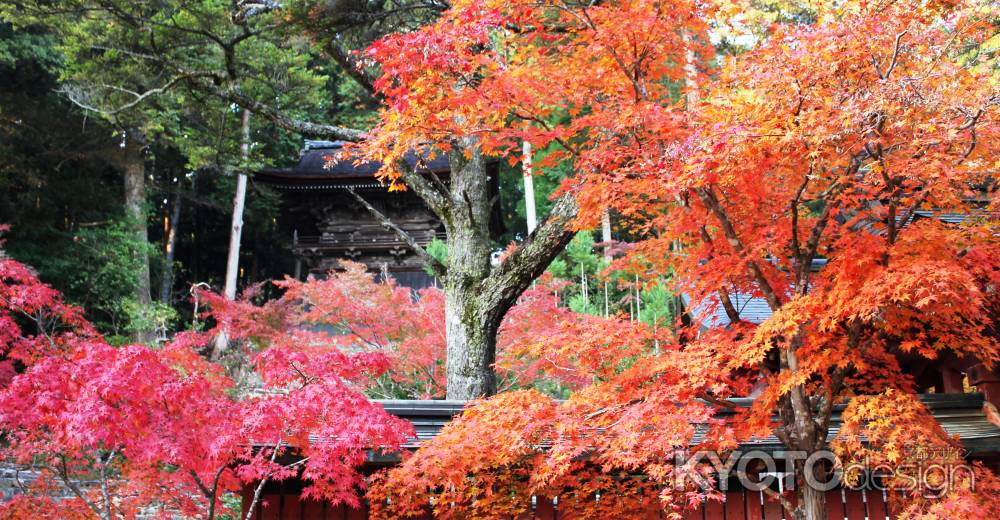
[160,185,182,304]
[113,129,155,344]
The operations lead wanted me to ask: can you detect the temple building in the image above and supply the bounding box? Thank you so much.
[256,140,502,290]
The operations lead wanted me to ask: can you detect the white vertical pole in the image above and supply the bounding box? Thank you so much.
[523,141,537,235]
[601,210,612,262]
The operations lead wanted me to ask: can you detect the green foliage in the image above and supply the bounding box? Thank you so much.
[216,493,244,520]
[638,281,674,329]
[58,222,152,334]
[423,238,448,276]
[112,299,178,346]
[0,21,59,70]
[544,232,676,326]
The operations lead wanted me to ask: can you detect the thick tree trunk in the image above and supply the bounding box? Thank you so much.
[237,107,579,400]
[441,141,579,399]
[444,143,498,399]
[118,130,155,344]
[795,484,827,520]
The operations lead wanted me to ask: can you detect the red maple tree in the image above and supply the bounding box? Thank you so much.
[366,0,1000,518]
[0,257,413,519]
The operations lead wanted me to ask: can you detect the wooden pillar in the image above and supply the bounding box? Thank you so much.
[941,367,965,393]
[969,363,1000,408]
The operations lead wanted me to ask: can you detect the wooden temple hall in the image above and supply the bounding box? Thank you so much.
[255,140,502,290]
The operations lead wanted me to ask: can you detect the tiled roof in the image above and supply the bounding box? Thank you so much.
[368,393,1000,457]
[685,292,775,326]
[256,141,449,184]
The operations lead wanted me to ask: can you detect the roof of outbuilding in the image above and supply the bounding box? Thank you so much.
[256,140,450,184]
[684,291,775,326]
[371,393,1000,456]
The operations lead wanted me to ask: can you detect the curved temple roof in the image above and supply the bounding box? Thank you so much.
[256,140,450,184]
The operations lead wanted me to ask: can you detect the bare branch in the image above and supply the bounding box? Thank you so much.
[57,77,186,117]
[345,186,447,279]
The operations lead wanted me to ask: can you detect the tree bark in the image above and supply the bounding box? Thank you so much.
[117,129,155,344]
[220,107,579,399]
[443,143,499,398]
[795,483,828,520]
[160,186,182,304]
[441,141,579,399]
[223,109,251,301]
[215,109,251,356]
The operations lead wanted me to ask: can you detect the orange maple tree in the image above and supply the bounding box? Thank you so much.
[366,0,1000,519]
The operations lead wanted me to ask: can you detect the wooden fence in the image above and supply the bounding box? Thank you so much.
[244,488,894,520]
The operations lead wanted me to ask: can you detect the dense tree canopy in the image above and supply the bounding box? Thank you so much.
[366,0,1000,518]
[0,0,997,519]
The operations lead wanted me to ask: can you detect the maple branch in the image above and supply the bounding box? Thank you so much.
[885,31,908,79]
[957,108,984,164]
[873,31,908,80]
[698,392,740,409]
[700,223,743,323]
[345,186,447,279]
[760,481,796,516]
[897,188,930,231]
[511,112,581,156]
[244,439,283,520]
[716,285,742,325]
[57,455,106,520]
[686,197,741,324]
[696,186,783,311]
[726,468,795,516]
[814,367,847,449]
[189,470,213,500]
[795,155,860,292]
[98,449,116,520]
[789,169,812,265]
[571,1,648,102]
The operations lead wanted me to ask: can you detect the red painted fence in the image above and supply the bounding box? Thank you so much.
[244,488,894,519]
